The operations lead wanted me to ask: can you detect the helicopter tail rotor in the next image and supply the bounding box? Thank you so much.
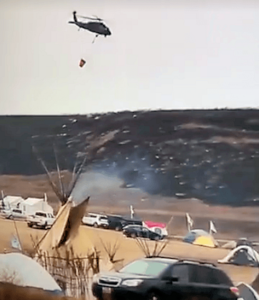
[72,11,78,23]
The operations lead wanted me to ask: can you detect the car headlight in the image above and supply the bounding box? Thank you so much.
[92,274,99,283]
[121,279,143,287]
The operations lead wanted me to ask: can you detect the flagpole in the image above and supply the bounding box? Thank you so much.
[12,218,23,253]
[1,190,4,211]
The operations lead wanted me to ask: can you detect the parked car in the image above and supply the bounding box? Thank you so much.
[106,215,143,231]
[123,225,164,240]
[3,208,25,220]
[27,211,55,229]
[82,213,109,228]
[92,256,240,300]
[106,215,126,231]
[1,208,12,219]
[122,217,143,227]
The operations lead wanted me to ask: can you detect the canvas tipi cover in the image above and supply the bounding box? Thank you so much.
[36,197,92,258]
[33,144,118,275]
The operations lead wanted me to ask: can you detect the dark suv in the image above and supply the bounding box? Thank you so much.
[107,215,142,231]
[92,256,240,300]
[106,215,126,231]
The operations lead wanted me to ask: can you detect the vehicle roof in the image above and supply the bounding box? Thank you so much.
[142,257,178,264]
[88,212,107,217]
[24,198,44,205]
[144,256,217,267]
[122,216,142,221]
[106,214,123,218]
[3,196,24,204]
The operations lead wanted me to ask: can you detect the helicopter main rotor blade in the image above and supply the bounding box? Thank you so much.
[92,15,103,21]
[77,15,104,22]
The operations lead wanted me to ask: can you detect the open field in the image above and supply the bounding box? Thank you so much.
[1,173,259,242]
[1,111,259,207]
[0,218,258,287]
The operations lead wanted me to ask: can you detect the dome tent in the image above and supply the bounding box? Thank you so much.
[0,252,61,294]
[237,282,259,300]
[183,229,218,248]
[218,245,259,267]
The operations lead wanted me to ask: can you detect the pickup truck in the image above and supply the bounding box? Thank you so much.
[27,211,55,229]
[82,213,109,228]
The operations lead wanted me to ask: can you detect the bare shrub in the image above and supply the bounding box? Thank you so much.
[99,238,124,271]
[135,237,170,257]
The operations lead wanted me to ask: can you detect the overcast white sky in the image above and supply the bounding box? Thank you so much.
[1,0,259,114]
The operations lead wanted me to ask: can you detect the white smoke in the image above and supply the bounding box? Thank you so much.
[71,171,124,204]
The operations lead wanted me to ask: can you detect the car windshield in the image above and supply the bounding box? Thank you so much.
[100,217,107,221]
[119,260,168,276]
[35,212,46,217]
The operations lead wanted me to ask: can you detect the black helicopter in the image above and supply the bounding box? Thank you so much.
[68,11,111,43]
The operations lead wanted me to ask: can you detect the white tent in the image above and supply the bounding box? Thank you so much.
[0,252,61,293]
[2,196,24,210]
[237,282,259,300]
[21,197,53,216]
[218,245,259,266]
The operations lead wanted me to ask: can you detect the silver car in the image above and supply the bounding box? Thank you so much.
[3,208,25,220]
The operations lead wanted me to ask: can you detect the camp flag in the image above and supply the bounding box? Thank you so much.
[11,235,22,251]
[130,205,134,219]
[186,213,194,231]
[209,221,217,234]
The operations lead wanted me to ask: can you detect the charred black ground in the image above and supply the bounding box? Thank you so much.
[1,109,259,206]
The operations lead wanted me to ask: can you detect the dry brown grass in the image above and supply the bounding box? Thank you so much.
[1,218,259,286]
[252,273,259,293]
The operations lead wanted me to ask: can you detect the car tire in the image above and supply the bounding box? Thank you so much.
[93,223,98,228]
[146,291,161,300]
[27,223,33,228]
[131,232,136,238]
[115,226,121,231]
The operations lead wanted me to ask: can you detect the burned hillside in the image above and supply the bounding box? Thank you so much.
[0,109,259,206]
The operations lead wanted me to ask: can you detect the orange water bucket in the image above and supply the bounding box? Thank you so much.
[79,59,86,68]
